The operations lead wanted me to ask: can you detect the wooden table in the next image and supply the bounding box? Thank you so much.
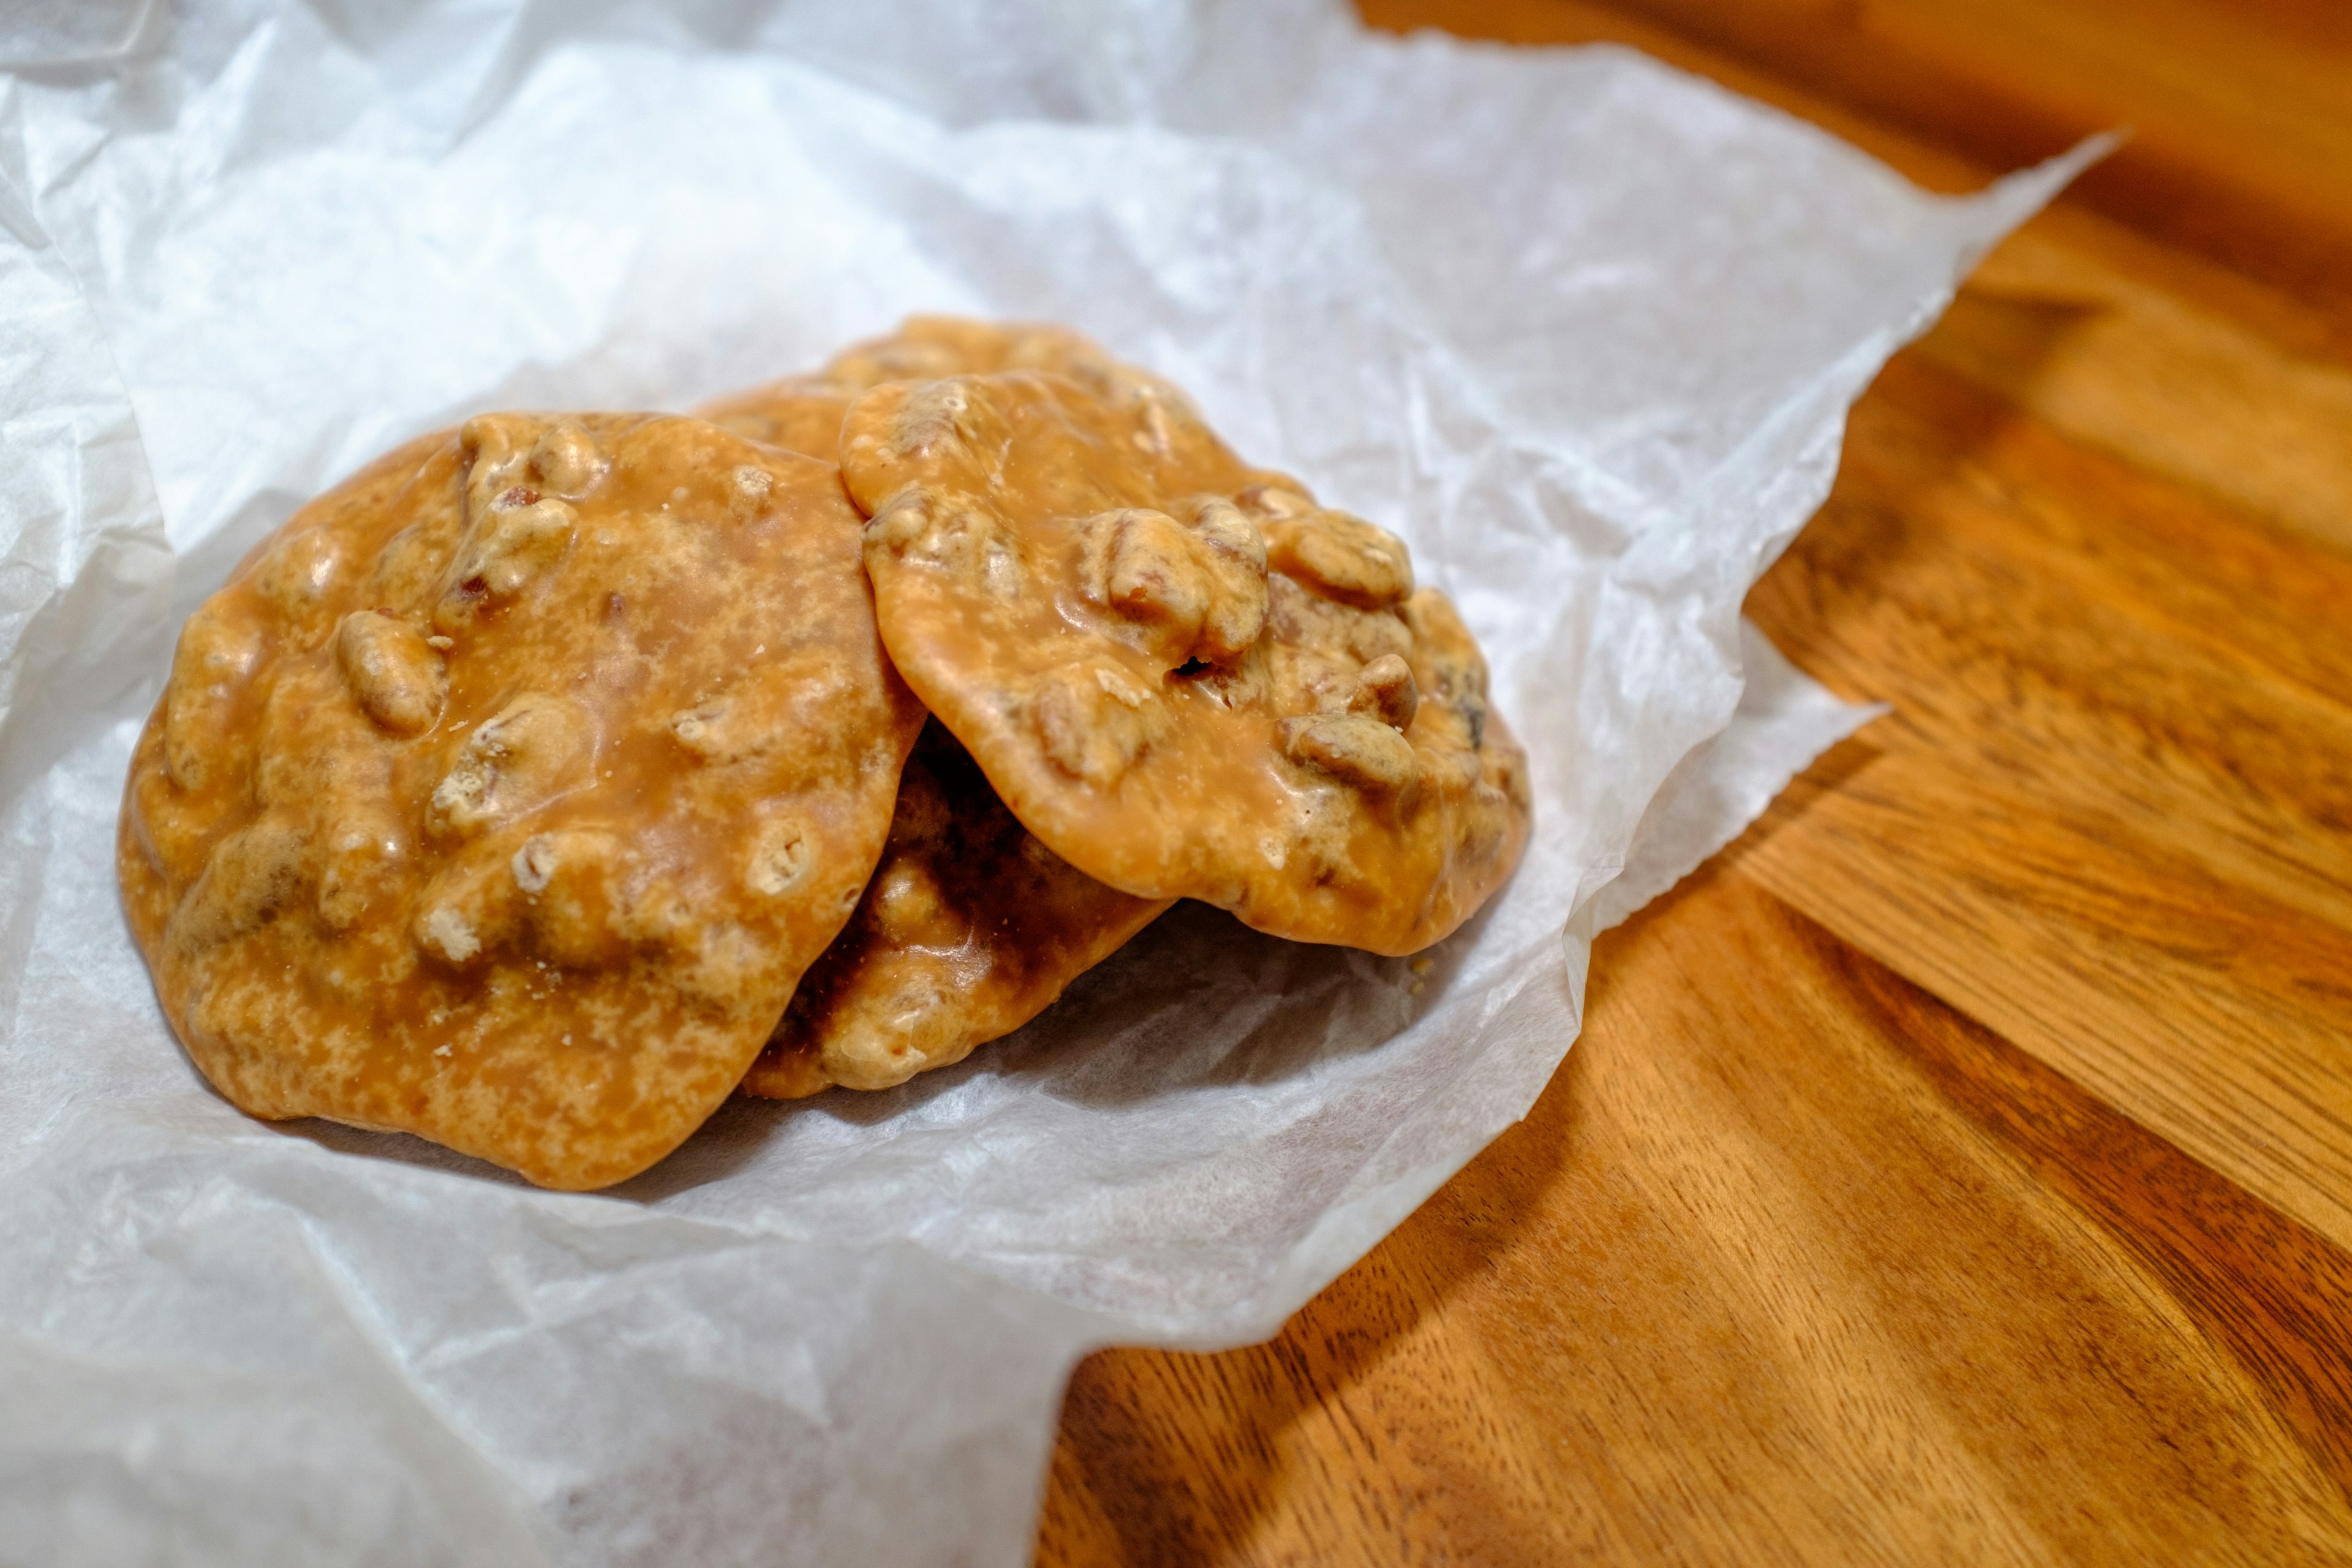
[1034,2,2352,1561]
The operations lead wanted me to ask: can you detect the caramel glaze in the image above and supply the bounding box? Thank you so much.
[845,370,1532,958]
[744,720,1172,1096]
[706,318,1190,1098]
[118,414,922,1188]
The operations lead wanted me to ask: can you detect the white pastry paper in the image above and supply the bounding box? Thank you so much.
[0,2,2094,1562]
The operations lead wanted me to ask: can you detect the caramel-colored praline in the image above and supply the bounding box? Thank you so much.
[704,318,1192,1101]
[743,720,1172,1098]
[696,315,1149,459]
[118,413,922,1189]
[843,370,1531,957]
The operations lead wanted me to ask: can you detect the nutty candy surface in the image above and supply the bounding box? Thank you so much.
[118,413,921,1188]
[707,318,1186,1096]
[843,371,1532,956]
[697,316,1145,461]
[742,720,1172,1097]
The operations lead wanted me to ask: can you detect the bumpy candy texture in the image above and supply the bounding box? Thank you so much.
[709,319,1187,1098]
[843,367,1533,956]
[118,413,922,1188]
[742,720,1171,1098]
[697,316,1144,461]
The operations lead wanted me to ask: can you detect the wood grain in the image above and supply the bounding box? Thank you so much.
[1041,868,2352,1565]
[1037,2,2352,1561]
[1565,0,2352,333]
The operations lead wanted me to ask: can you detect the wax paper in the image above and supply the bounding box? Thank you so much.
[0,1,2094,1561]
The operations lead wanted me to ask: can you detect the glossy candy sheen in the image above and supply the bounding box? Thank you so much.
[698,315,1145,461]
[744,721,1172,1096]
[118,413,922,1188]
[843,368,1532,957]
[707,319,1186,1099]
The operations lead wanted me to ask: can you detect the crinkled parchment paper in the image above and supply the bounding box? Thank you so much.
[0,1,2094,1561]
